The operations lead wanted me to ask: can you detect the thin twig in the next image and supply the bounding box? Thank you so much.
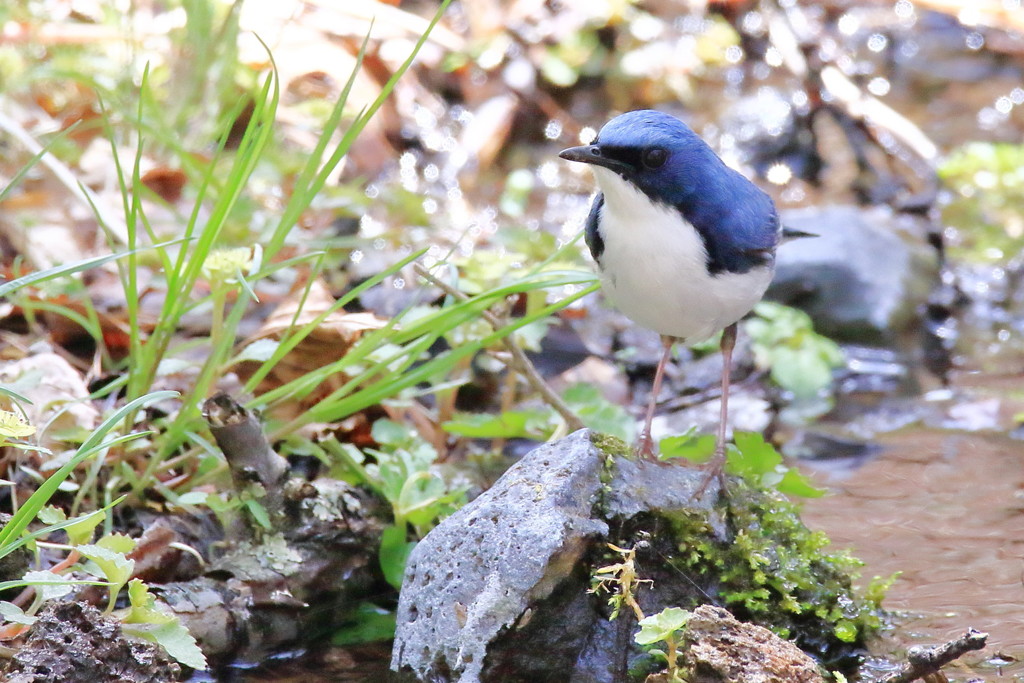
[413,263,584,431]
[878,629,988,683]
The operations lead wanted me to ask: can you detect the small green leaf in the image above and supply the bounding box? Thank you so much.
[204,494,235,514]
[122,579,208,669]
[243,498,272,529]
[379,524,415,589]
[21,570,74,601]
[77,544,134,585]
[77,544,134,610]
[833,619,857,642]
[443,410,551,439]
[36,506,66,525]
[0,600,36,626]
[728,432,781,477]
[776,468,826,498]
[770,346,831,399]
[634,607,691,645]
[175,491,210,505]
[727,432,825,497]
[96,532,135,554]
[124,579,170,625]
[64,510,107,546]
[563,384,635,442]
[331,602,397,645]
[123,620,208,670]
[659,431,715,463]
[371,419,411,447]
[747,302,843,400]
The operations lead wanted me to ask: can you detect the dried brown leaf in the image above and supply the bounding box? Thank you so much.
[235,279,388,420]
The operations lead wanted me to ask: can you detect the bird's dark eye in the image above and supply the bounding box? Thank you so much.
[642,148,668,169]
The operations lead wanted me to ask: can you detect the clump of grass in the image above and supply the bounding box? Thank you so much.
[0,2,598,637]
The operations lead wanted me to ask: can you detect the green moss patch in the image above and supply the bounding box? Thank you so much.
[668,481,891,667]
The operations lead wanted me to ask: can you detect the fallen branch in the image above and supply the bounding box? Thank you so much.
[202,392,288,515]
[878,628,988,683]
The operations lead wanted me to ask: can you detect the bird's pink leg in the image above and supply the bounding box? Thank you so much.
[715,322,737,460]
[636,335,674,460]
[696,322,737,495]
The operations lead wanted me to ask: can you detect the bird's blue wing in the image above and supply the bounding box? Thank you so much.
[684,178,780,275]
[584,193,606,264]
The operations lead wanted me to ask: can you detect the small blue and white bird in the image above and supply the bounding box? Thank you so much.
[560,110,782,470]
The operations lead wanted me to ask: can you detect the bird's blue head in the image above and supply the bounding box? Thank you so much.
[560,110,779,274]
[559,110,732,207]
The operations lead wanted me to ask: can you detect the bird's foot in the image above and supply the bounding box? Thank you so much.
[692,446,728,500]
[634,430,658,461]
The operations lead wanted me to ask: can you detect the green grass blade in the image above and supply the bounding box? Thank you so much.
[0,241,187,299]
[0,391,177,552]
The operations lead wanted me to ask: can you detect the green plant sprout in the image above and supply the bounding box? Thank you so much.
[589,543,651,621]
[76,539,136,614]
[746,302,845,405]
[634,607,692,683]
[121,579,207,670]
[589,544,690,682]
[315,419,466,589]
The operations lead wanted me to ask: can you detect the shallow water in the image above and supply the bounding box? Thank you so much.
[800,426,1024,680]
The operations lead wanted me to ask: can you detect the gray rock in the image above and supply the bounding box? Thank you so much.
[603,450,722,531]
[768,205,939,344]
[391,429,721,683]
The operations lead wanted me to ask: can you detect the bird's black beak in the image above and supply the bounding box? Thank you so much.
[559,144,631,174]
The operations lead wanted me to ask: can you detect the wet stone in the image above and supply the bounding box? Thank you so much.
[390,429,724,683]
[768,205,939,344]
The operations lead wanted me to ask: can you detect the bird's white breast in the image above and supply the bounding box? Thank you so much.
[592,167,773,342]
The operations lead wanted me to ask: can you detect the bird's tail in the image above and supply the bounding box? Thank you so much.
[781,225,817,242]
